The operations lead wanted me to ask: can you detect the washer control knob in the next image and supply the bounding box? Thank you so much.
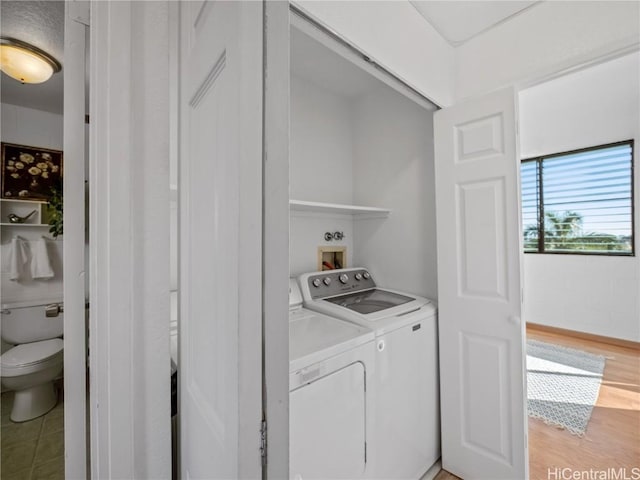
[312,278,321,288]
[323,277,332,286]
[354,273,362,281]
[363,272,371,280]
[339,274,349,284]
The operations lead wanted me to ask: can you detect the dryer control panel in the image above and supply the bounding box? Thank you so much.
[306,268,376,299]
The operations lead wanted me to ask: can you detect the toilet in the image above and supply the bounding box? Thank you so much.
[1,300,64,422]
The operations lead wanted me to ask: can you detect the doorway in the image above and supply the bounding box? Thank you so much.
[519,51,640,476]
[0,3,66,478]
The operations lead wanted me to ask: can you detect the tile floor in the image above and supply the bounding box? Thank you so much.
[1,390,64,480]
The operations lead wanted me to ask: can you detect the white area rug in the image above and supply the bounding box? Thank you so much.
[527,339,606,436]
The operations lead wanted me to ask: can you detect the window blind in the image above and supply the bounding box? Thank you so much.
[521,141,634,255]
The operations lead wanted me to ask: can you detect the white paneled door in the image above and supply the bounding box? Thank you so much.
[434,87,528,479]
[178,1,263,478]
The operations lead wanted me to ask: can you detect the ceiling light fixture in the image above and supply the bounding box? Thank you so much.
[0,37,61,84]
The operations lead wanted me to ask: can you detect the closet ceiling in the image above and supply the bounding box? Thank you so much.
[1,1,64,114]
[410,0,540,46]
[291,27,384,98]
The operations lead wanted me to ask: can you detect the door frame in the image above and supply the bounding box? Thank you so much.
[263,2,291,477]
[63,2,89,478]
[89,1,171,477]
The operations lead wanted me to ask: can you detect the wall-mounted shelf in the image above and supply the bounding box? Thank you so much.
[289,199,391,217]
[0,198,47,204]
[1,198,50,227]
[0,223,50,227]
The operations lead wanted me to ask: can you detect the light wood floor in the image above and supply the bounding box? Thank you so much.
[434,469,460,480]
[527,326,640,479]
[435,327,639,480]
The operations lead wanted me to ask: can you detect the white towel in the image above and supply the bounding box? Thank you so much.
[9,236,29,281]
[31,237,54,280]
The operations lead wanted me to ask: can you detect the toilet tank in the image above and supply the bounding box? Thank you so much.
[1,300,64,345]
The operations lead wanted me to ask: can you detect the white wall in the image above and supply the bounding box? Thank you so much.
[456,1,640,101]
[290,75,354,275]
[1,103,64,304]
[353,86,437,299]
[1,103,64,149]
[519,52,640,342]
[290,211,354,276]
[290,75,354,205]
[289,72,437,297]
[520,53,640,157]
[293,0,455,107]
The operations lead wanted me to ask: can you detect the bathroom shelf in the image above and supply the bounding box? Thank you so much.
[1,198,50,227]
[0,198,47,204]
[0,223,50,227]
[289,199,391,217]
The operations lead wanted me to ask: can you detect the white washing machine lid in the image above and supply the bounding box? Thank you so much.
[289,308,374,372]
[304,295,436,335]
[1,338,63,369]
[298,269,436,335]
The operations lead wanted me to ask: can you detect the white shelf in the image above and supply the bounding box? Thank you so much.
[1,223,50,227]
[0,198,46,204]
[1,198,50,226]
[289,199,391,216]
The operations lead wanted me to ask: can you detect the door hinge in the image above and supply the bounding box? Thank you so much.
[260,420,267,466]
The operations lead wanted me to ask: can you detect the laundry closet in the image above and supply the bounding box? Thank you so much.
[287,10,442,479]
[289,14,439,298]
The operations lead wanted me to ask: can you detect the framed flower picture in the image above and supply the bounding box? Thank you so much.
[1,142,63,201]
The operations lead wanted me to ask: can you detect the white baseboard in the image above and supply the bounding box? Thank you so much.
[420,459,443,480]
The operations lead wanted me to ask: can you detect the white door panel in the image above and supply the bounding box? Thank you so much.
[434,88,528,479]
[179,1,263,478]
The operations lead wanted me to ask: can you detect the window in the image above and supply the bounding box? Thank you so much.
[521,141,634,255]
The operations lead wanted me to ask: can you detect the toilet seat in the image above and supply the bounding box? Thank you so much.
[1,338,63,377]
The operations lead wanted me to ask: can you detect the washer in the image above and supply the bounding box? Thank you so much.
[298,268,440,480]
[288,279,375,480]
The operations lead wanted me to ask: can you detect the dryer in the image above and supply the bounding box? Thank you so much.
[288,279,375,479]
[298,268,440,480]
